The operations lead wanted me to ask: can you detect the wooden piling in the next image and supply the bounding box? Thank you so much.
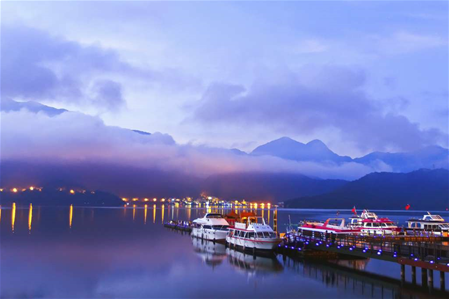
[400,264,405,284]
[428,269,434,290]
[422,268,428,288]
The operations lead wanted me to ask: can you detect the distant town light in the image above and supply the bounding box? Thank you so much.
[70,189,75,194]
[12,188,18,193]
[144,198,149,202]
[132,198,139,202]
[153,198,157,202]
[29,186,35,191]
[122,198,128,202]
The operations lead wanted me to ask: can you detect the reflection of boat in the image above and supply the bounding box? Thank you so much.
[406,212,449,236]
[191,213,230,241]
[192,237,227,267]
[226,248,283,276]
[299,218,360,235]
[349,210,400,235]
[329,259,370,271]
[226,215,281,250]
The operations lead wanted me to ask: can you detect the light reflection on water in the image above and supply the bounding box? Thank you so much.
[0,204,448,298]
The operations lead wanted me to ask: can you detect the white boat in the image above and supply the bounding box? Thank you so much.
[349,210,400,235]
[406,212,449,236]
[299,218,361,236]
[226,215,281,251]
[191,213,230,242]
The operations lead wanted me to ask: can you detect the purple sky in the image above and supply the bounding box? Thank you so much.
[1,1,448,180]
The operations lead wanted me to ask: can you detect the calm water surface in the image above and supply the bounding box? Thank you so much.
[1,205,448,298]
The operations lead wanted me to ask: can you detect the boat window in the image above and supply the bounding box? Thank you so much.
[203,225,212,229]
[248,232,255,238]
[365,223,372,227]
[257,232,264,238]
[206,214,223,218]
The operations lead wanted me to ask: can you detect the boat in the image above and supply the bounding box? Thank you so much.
[349,210,400,235]
[406,212,449,236]
[226,215,281,251]
[164,220,194,232]
[299,218,361,236]
[191,213,230,242]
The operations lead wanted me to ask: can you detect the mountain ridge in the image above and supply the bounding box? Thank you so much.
[285,168,449,210]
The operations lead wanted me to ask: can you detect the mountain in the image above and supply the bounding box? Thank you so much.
[251,137,352,164]
[1,98,67,116]
[202,172,347,202]
[0,161,347,203]
[285,168,449,210]
[354,145,449,172]
[251,137,449,173]
[0,187,123,206]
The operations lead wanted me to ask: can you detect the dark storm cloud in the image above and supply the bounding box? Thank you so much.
[191,66,446,152]
[1,24,148,111]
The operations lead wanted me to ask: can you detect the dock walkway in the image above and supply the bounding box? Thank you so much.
[281,233,449,290]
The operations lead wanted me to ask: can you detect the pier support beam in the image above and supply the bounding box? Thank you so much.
[421,268,428,288]
[412,266,416,284]
[440,271,445,291]
[428,269,434,290]
[400,264,405,284]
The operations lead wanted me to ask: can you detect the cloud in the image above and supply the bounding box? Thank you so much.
[1,24,157,112]
[373,31,448,55]
[190,66,447,152]
[1,108,379,180]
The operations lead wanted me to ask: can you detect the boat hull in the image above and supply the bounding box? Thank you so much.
[192,227,228,241]
[226,236,282,251]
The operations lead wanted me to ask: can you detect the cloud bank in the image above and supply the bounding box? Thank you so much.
[1,106,379,181]
[191,66,447,152]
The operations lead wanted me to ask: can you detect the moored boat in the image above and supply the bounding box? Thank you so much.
[299,218,361,236]
[226,215,281,251]
[191,213,230,242]
[406,212,449,236]
[349,210,400,235]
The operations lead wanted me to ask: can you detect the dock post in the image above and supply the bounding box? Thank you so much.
[400,264,405,284]
[273,208,278,233]
[412,266,416,284]
[440,271,445,291]
[422,268,428,288]
[428,269,434,290]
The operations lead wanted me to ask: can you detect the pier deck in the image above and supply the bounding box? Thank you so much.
[281,233,449,290]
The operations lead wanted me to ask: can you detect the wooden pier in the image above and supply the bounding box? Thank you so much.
[163,221,193,232]
[280,233,449,291]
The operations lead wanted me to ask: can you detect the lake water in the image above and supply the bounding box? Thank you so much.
[1,205,448,298]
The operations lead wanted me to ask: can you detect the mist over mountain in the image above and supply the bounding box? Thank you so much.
[353,145,449,172]
[285,168,449,210]
[2,100,448,206]
[251,137,352,164]
[2,98,67,116]
[252,137,448,173]
[201,172,347,202]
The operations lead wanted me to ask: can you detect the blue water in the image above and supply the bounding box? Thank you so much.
[1,205,448,298]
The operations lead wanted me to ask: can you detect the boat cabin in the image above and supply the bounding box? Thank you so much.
[407,213,449,235]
